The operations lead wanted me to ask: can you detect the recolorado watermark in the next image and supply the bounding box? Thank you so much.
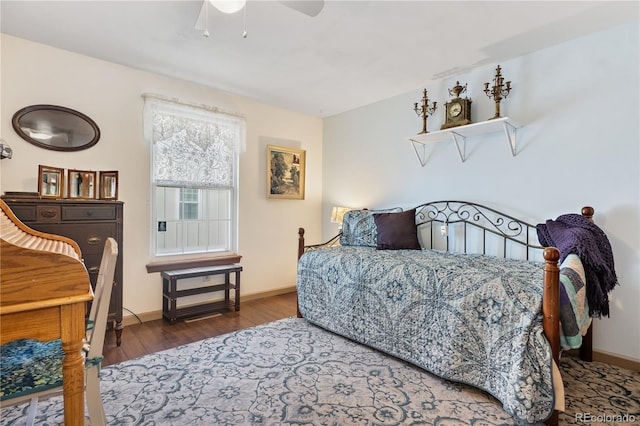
[575,413,636,423]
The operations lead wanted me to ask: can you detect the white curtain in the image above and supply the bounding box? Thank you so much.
[144,95,245,188]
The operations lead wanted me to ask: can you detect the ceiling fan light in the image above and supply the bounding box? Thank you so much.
[209,0,246,14]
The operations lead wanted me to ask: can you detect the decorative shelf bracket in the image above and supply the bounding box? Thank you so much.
[450,132,466,162]
[502,120,518,156]
[407,117,521,167]
[409,139,429,167]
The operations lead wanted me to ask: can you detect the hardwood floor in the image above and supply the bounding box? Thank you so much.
[102,292,298,367]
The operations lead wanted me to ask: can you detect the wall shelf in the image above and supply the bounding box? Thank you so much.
[407,117,521,166]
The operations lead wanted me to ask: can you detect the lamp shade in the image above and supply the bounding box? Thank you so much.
[330,206,350,224]
[209,0,246,14]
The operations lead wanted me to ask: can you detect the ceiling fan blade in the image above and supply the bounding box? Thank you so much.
[194,0,323,30]
[279,0,324,17]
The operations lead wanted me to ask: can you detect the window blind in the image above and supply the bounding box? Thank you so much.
[144,98,245,188]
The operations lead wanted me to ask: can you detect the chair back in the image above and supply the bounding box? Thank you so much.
[86,237,118,360]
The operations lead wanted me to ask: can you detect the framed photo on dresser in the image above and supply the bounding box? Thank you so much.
[67,169,96,199]
[38,165,65,199]
[99,171,119,200]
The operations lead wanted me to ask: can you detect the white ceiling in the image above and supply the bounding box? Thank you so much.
[1,1,638,117]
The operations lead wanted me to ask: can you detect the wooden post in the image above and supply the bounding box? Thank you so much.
[60,302,89,426]
[581,206,594,221]
[580,206,594,362]
[542,246,560,426]
[542,247,561,363]
[296,228,305,318]
[297,228,305,260]
[545,206,595,425]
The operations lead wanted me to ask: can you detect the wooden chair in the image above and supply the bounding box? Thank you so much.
[0,237,118,425]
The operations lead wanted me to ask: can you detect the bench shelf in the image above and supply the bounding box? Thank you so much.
[161,264,242,324]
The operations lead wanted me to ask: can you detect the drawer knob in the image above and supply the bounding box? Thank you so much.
[40,209,57,218]
[88,266,100,274]
[87,236,102,245]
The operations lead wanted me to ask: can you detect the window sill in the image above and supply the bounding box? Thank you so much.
[145,252,242,273]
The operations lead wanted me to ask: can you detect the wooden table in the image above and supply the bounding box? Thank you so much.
[0,240,93,426]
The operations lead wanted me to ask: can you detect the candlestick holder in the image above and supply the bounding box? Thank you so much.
[413,89,437,134]
[483,65,512,119]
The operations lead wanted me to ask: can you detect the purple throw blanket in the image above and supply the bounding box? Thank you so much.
[537,214,618,317]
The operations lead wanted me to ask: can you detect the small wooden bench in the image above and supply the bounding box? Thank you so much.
[161,264,242,324]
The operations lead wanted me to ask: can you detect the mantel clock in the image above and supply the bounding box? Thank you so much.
[441,81,472,130]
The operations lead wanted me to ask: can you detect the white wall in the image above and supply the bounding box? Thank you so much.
[322,21,639,361]
[0,35,324,320]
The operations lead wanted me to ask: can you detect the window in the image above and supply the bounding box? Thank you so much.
[144,96,245,256]
[180,188,200,220]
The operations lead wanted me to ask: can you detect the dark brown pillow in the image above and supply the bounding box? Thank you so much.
[373,209,420,250]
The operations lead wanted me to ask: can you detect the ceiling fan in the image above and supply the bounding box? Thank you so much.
[195,0,325,38]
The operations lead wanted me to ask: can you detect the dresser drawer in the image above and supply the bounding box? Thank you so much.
[68,224,117,255]
[37,205,61,222]
[8,204,37,222]
[34,223,117,255]
[83,254,103,276]
[62,205,116,221]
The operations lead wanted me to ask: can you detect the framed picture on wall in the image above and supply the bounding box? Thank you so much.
[267,145,306,200]
[99,170,119,200]
[38,165,65,199]
[67,169,96,199]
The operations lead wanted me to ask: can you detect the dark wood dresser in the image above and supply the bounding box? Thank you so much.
[1,196,124,346]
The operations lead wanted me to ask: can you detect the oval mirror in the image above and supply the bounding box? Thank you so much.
[12,104,100,151]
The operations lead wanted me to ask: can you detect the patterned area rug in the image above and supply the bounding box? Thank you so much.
[0,317,638,425]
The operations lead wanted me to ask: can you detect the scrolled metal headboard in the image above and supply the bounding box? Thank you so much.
[414,200,543,260]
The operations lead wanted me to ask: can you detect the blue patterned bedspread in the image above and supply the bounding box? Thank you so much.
[297,246,555,424]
